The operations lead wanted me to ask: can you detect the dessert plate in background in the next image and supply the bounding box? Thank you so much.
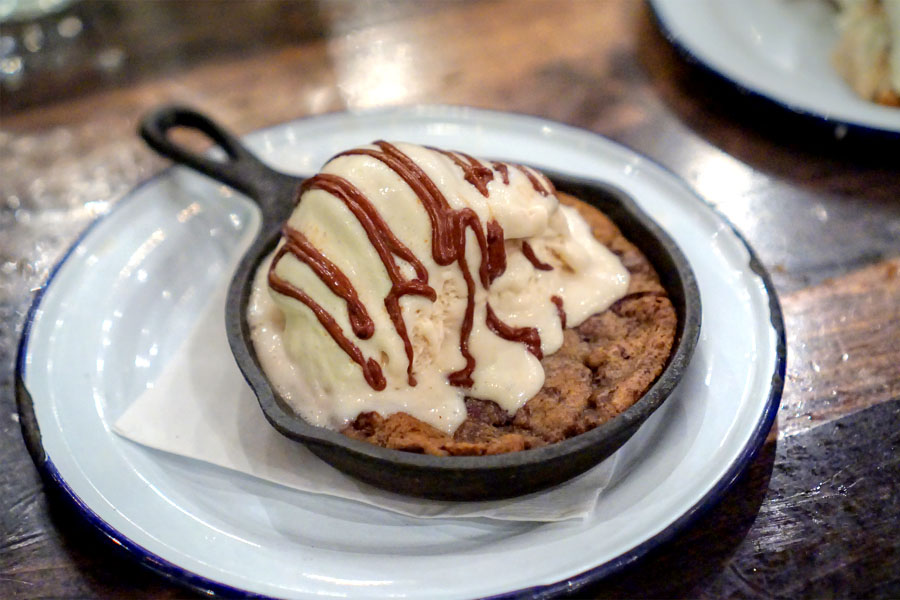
[650,0,900,136]
[17,106,784,599]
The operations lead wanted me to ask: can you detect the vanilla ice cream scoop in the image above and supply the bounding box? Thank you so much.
[248,142,629,435]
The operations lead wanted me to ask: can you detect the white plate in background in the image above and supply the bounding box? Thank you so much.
[650,0,900,135]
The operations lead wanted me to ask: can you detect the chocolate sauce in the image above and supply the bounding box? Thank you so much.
[491,162,509,185]
[485,303,543,359]
[268,271,386,391]
[522,241,553,271]
[485,219,506,283]
[551,295,566,330]
[279,226,373,339]
[512,165,554,196]
[273,173,435,386]
[270,142,560,391]
[430,148,494,197]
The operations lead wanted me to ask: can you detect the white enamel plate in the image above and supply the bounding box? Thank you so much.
[650,0,900,136]
[17,106,784,599]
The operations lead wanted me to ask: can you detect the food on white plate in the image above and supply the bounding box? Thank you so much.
[247,142,676,455]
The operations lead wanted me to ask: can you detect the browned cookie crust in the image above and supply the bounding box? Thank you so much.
[341,193,678,455]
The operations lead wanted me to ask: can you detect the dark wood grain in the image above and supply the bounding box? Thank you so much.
[2,1,899,598]
[583,398,900,599]
[780,258,900,438]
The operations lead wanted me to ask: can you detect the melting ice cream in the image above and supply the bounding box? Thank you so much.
[247,142,629,435]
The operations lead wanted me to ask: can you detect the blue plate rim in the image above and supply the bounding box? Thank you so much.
[15,104,786,599]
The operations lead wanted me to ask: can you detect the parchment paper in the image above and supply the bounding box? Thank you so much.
[113,282,616,521]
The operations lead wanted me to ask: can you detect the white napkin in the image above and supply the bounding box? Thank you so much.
[113,281,616,521]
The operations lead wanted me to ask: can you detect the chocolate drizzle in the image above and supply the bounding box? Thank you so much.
[485,304,543,359]
[513,165,554,196]
[430,148,495,197]
[485,219,506,283]
[269,142,561,391]
[277,226,374,339]
[268,270,387,391]
[551,295,566,330]
[521,241,553,271]
[294,173,435,386]
[491,162,509,184]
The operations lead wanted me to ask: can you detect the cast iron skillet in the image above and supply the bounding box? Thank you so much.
[139,105,701,501]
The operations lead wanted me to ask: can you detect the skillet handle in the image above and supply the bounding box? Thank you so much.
[139,105,300,213]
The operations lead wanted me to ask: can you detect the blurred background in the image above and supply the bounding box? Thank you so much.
[1,1,450,112]
[2,1,899,598]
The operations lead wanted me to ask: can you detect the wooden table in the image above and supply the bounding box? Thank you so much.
[2,1,898,597]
